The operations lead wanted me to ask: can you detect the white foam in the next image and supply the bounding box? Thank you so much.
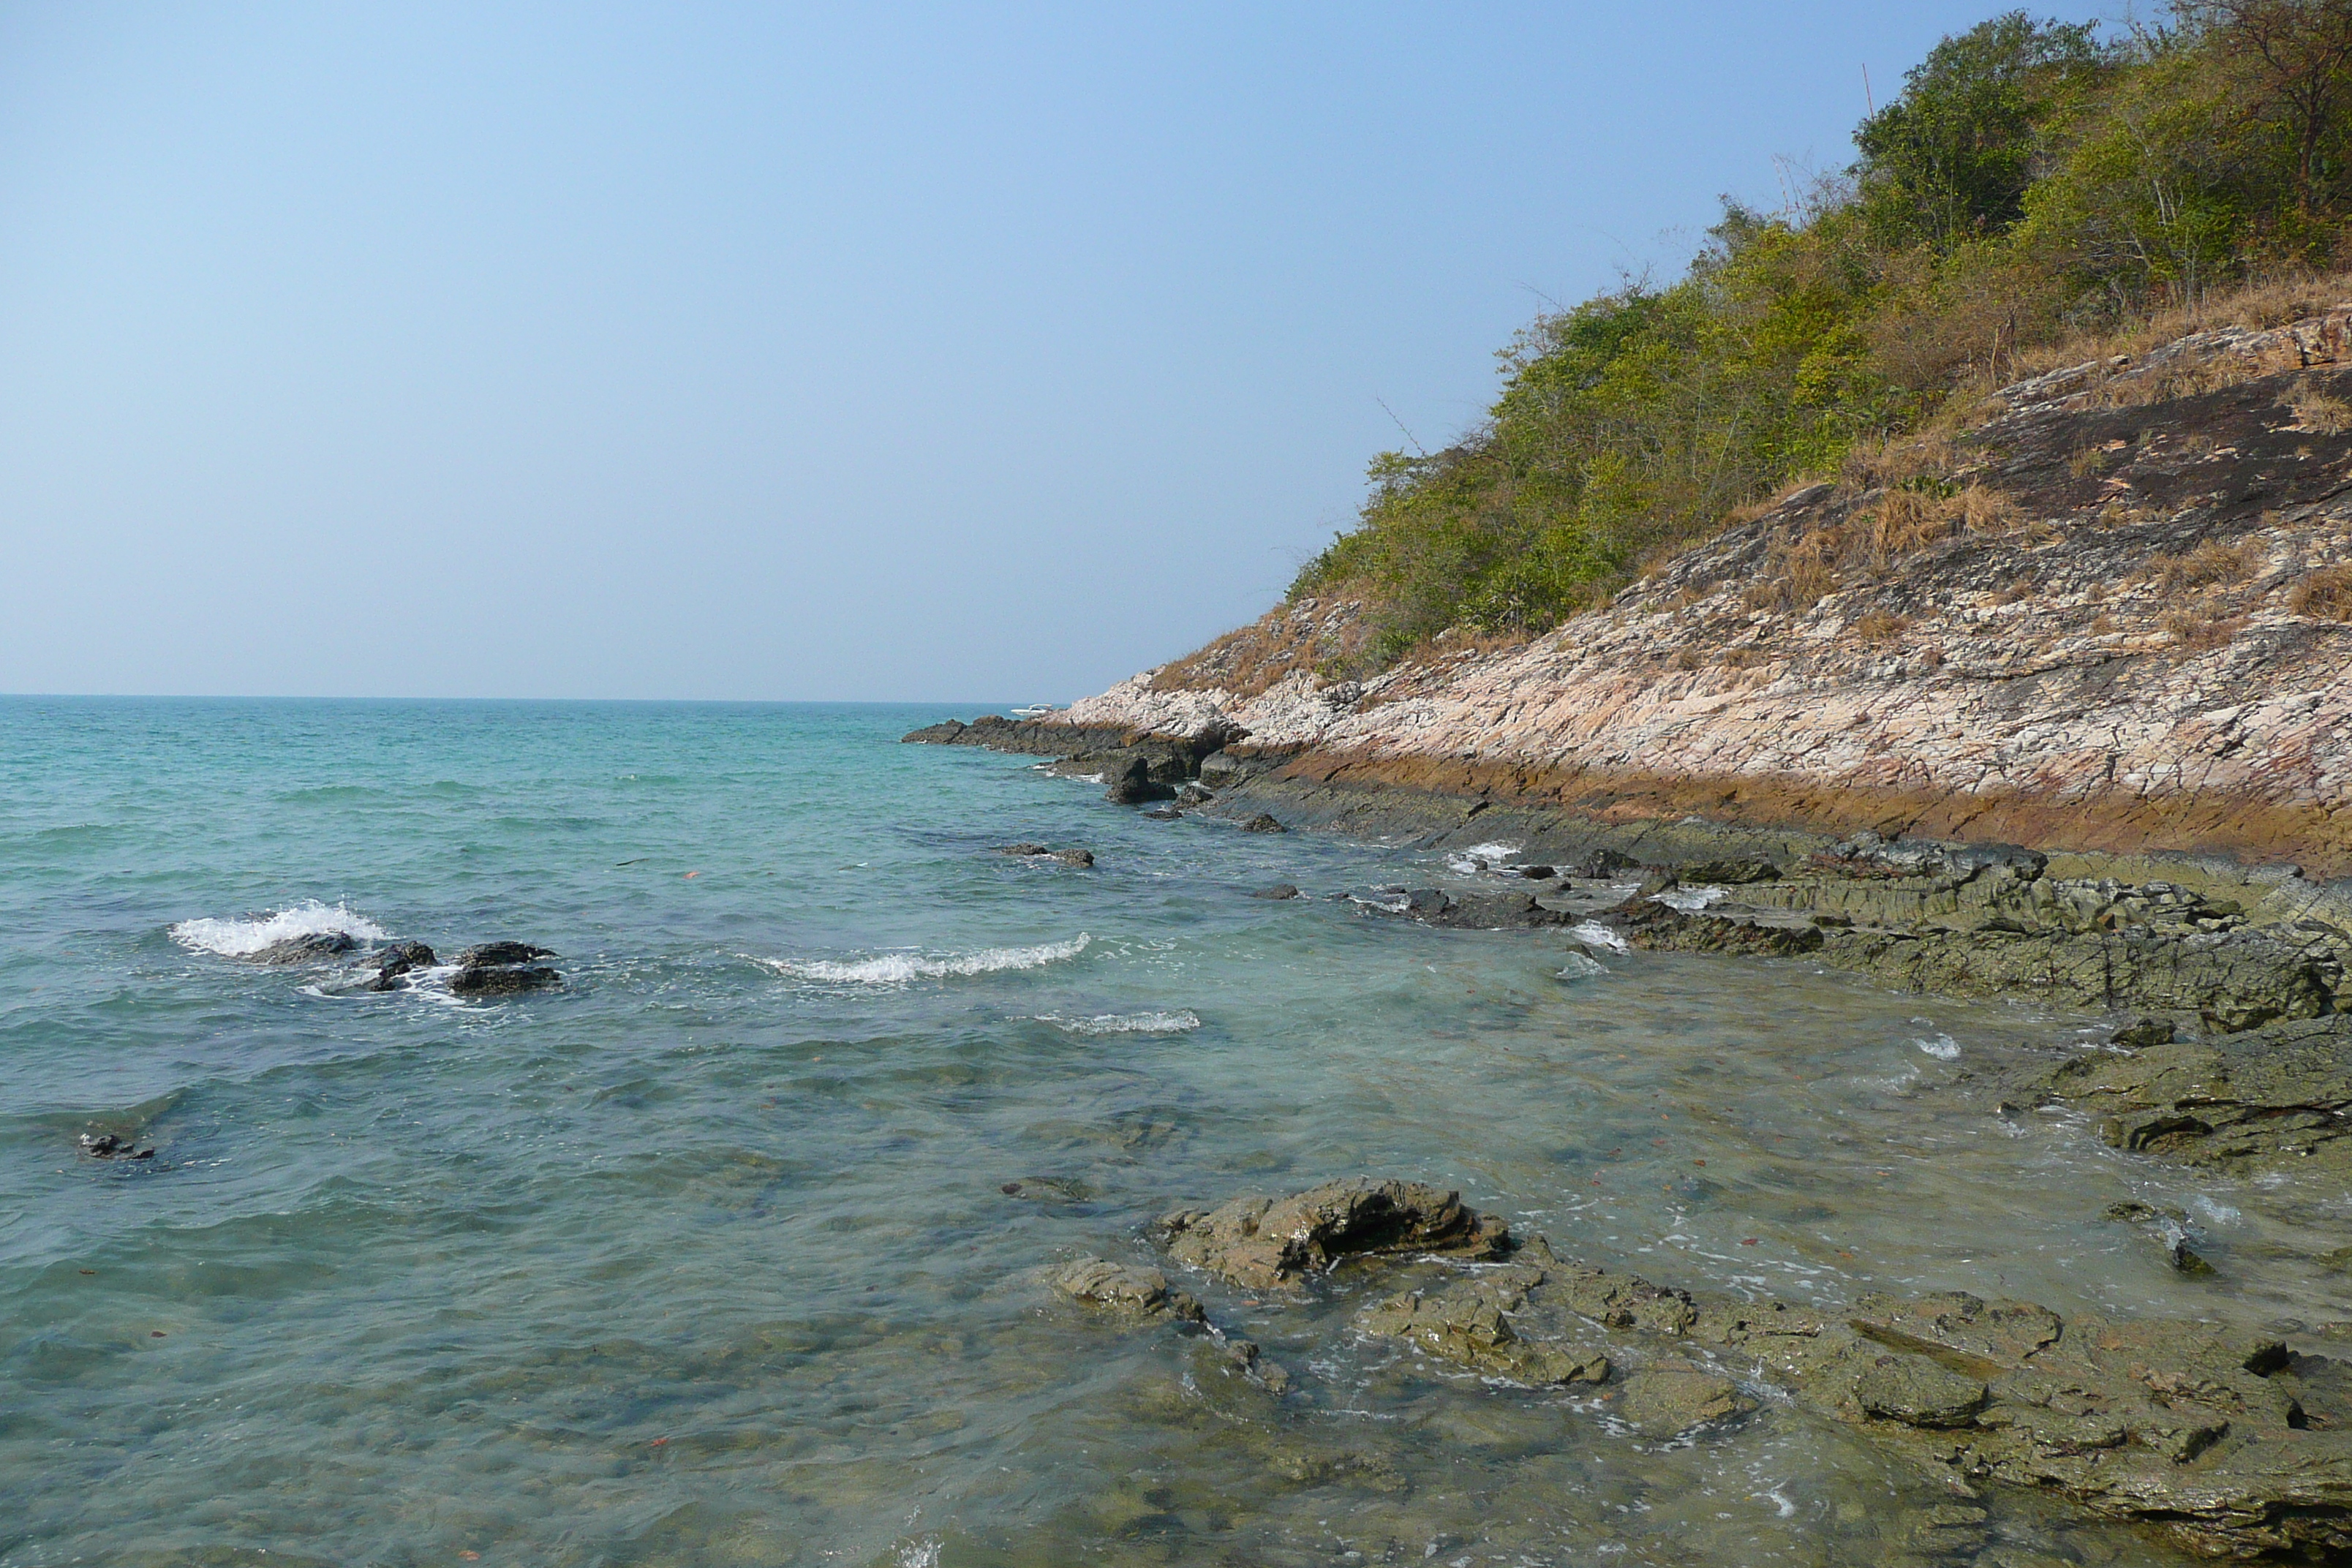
[1651,885,1727,912]
[1036,1009,1201,1034]
[758,933,1090,985]
[1915,1034,1961,1060]
[1446,841,1522,873]
[170,900,390,957]
[1571,921,1630,954]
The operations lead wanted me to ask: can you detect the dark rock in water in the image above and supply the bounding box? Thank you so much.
[78,1132,155,1161]
[450,964,559,997]
[248,931,358,965]
[1142,804,1183,821]
[1251,883,1300,900]
[1425,892,1572,930]
[1506,864,1556,881]
[1176,781,1215,804]
[1001,1175,1095,1202]
[454,942,554,968]
[1001,843,1093,866]
[1239,813,1285,833]
[1570,848,1643,879]
[2112,1015,2178,1049]
[1052,1256,1205,1325]
[1634,872,1679,900]
[1104,756,1177,804]
[1676,857,1780,885]
[1155,1177,1509,1292]
[1218,1335,1293,1395]
[368,941,437,992]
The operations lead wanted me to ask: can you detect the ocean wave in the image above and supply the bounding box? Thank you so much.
[1570,921,1629,954]
[1651,884,1727,912]
[170,900,390,957]
[1036,1009,1201,1034]
[1915,1033,1961,1060]
[758,933,1090,985]
[1555,951,1609,981]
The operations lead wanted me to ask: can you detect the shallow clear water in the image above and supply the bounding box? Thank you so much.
[3,698,2341,1567]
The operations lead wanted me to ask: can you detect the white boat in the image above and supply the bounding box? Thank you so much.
[1011,703,1065,719]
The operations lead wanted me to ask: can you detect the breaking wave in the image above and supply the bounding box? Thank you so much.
[758,933,1090,985]
[1446,842,1522,874]
[170,900,390,957]
[1036,1009,1201,1034]
[1915,1033,1962,1060]
[1651,885,1727,912]
[1570,921,1629,954]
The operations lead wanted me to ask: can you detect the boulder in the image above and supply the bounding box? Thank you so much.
[77,1132,154,1161]
[1239,813,1285,833]
[1155,1177,1510,1292]
[1251,883,1300,900]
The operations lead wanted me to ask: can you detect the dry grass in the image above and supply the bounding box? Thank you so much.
[2160,608,2243,649]
[1851,608,1907,643]
[2285,376,2352,434]
[2152,540,2255,593]
[1744,485,2021,615]
[1147,598,1376,696]
[2068,442,2124,477]
[2291,562,2352,619]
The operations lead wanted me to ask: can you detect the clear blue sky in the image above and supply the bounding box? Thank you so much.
[1,3,2098,701]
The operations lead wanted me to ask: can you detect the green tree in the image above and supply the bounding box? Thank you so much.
[1855,12,2107,249]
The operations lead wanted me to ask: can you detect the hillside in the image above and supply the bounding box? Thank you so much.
[1047,309,2352,876]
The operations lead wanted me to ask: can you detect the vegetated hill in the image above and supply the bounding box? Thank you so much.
[1284,4,2352,666]
[1062,309,2352,875]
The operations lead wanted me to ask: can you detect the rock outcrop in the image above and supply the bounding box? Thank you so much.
[1147,1180,2352,1561]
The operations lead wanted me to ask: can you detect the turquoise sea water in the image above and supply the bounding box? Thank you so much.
[4,698,2339,1567]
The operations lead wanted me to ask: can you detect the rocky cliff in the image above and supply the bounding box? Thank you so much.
[1043,310,2352,880]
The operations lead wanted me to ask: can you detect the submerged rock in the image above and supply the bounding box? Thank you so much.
[1155,1177,1510,1292]
[1052,1257,1205,1326]
[77,1132,154,1161]
[1142,1177,2352,1556]
[998,843,1094,867]
[1250,883,1300,900]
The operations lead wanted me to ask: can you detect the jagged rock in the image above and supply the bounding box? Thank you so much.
[1055,848,1094,867]
[1251,883,1300,900]
[1571,848,1643,879]
[1142,804,1183,820]
[367,941,436,992]
[1240,813,1285,833]
[2035,1014,2352,1173]
[999,842,1050,856]
[1155,1177,1510,1292]
[1217,1335,1293,1394]
[1052,1257,1205,1325]
[1360,889,1572,930]
[999,843,1093,867]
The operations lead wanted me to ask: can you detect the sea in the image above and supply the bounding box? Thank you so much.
[1,697,2335,1567]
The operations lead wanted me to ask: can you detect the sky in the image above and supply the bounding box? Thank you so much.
[0,2,2103,701]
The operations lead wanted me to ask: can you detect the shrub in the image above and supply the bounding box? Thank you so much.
[2291,561,2352,617]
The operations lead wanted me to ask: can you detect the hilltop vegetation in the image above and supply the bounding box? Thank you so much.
[1294,2,2352,669]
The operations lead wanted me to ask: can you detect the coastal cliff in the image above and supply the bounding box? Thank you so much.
[1034,312,2352,881]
